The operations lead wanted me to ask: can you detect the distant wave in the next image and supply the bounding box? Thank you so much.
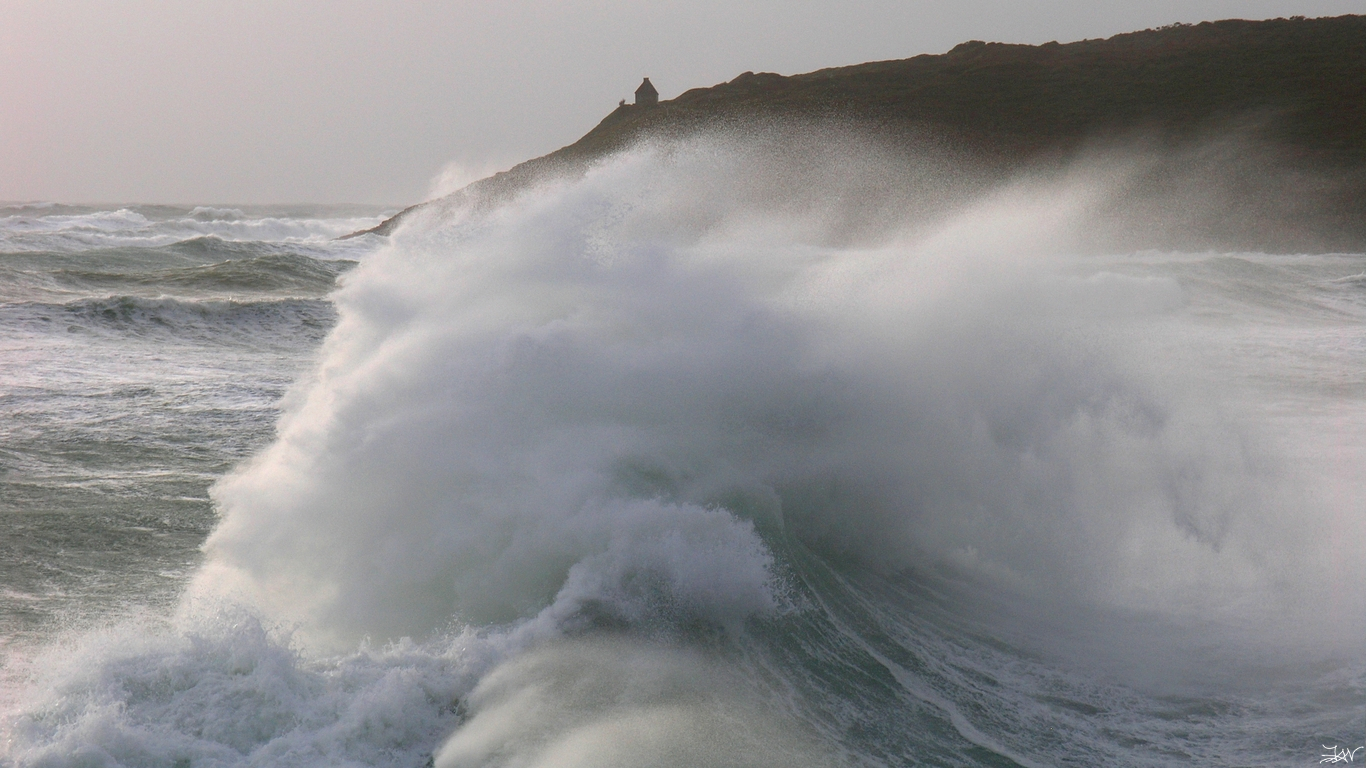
[2,294,338,349]
[51,248,356,297]
[0,205,392,253]
[187,206,248,221]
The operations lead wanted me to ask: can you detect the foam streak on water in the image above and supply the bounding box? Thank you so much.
[2,142,1365,767]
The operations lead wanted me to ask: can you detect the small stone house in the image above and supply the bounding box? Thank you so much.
[634,77,659,106]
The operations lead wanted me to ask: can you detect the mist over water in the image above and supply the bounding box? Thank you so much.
[4,135,1365,766]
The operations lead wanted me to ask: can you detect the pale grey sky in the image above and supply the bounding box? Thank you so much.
[2,1,1359,205]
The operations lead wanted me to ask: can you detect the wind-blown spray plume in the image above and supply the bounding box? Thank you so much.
[8,130,1365,767]
[196,133,1353,652]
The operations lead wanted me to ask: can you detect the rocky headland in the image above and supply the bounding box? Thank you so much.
[352,15,1366,252]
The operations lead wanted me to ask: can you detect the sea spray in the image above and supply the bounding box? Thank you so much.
[194,135,1348,648]
[5,135,1365,766]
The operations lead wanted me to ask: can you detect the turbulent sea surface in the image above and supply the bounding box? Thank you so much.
[2,143,1365,767]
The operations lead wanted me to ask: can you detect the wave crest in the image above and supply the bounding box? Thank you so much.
[193,136,1346,652]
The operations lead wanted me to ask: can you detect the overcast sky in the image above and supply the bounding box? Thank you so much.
[2,1,1359,205]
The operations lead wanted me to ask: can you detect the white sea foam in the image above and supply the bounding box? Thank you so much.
[4,610,478,766]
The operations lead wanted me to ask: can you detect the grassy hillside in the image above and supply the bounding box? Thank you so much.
[358,15,1366,250]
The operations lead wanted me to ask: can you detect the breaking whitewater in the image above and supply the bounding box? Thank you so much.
[2,135,1364,767]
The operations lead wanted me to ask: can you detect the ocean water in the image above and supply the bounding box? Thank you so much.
[2,140,1364,767]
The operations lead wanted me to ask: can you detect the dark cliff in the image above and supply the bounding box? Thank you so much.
[352,15,1366,251]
